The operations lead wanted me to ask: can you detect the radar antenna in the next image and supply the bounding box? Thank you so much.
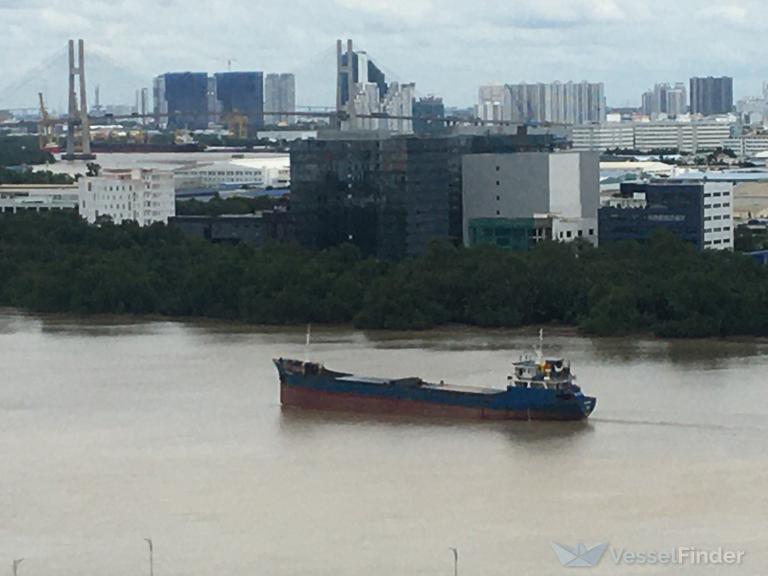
[304,324,312,363]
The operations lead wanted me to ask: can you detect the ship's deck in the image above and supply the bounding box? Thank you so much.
[336,375,391,386]
[422,383,504,395]
[336,375,503,396]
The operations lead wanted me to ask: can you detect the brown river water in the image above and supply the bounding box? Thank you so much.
[1,310,766,575]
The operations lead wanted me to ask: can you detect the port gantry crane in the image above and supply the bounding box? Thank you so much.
[37,92,60,153]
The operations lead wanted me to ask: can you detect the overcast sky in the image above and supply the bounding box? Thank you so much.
[1,0,766,110]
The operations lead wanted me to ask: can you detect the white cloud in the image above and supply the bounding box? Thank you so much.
[699,4,748,23]
[334,0,435,20]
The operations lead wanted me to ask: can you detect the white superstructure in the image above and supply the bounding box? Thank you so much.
[78,169,175,226]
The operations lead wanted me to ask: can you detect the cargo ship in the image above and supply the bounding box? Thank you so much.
[274,332,596,421]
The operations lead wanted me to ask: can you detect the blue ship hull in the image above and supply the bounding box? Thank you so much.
[275,359,596,421]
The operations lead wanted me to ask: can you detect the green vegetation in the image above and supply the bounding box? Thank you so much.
[0,168,75,185]
[0,136,55,166]
[176,194,281,216]
[0,136,74,185]
[2,212,768,338]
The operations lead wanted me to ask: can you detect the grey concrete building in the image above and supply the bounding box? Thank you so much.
[462,152,600,249]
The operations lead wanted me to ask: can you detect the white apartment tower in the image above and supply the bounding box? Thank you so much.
[502,82,605,125]
[641,82,687,118]
[476,85,510,122]
[78,169,175,226]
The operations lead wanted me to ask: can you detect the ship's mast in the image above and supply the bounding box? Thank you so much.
[537,329,544,363]
[304,324,312,363]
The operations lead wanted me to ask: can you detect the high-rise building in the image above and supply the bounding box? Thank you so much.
[666,83,688,117]
[476,85,510,122]
[690,76,734,116]
[215,72,264,131]
[153,72,209,130]
[641,83,668,117]
[503,82,605,125]
[641,83,687,118]
[336,39,414,134]
[291,133,558,259]
[265,73,296,125]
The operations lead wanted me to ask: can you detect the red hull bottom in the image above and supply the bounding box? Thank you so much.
[281,383,583,421]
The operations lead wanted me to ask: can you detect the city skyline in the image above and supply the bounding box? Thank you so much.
[1,0,767,110]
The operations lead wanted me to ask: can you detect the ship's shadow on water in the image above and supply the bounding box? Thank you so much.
[277,406,594,444]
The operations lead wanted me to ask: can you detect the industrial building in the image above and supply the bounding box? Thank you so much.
[290,133,558,259]
[173,155,290,191]
[78,169,175,226]
[0,185,79,214]
[265,73,296,125]
[599,181,734,250]
[571,124,635,151]
[721,133,768,157]
[572,121,733,153]
[634,121,732,153]
[462,152,600,250]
